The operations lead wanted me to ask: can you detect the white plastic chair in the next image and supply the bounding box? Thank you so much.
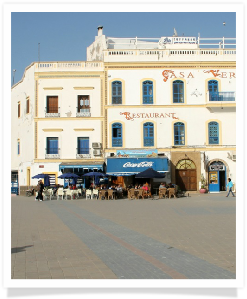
[57,189,64,200]
[86,189,92,200]
[65,189,72,200]
[93,189,99,200]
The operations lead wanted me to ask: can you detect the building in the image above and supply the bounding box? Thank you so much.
[11,26,236,194]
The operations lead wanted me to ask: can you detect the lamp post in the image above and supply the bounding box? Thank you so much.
[12,69,16,86]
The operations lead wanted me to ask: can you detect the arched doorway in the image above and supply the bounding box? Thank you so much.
[208,161,226,192]
[175,159,197,191]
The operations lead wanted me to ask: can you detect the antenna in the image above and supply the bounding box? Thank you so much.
[38,43,40,63]
[12,69,16,86]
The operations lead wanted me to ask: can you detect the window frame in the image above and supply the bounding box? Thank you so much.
[142,80,153,104]
[208,121,219,144]
[174,122,185,145]
[46,96,58,113]
[46,137,59,154]
[143,122,154,147]
[112,123,122,147]
[112,81,122,104]
[26,98,30,114]
[77,95,90,113]
[17,139,20,155]
[18,102,20,118]
[77,137,90,154]
[173,80,184,103]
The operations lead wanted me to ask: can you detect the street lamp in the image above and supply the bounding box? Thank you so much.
[12,69,16,86]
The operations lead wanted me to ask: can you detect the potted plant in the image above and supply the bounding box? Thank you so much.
[200,174,207,193]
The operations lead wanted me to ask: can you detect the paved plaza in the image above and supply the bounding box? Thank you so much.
[11,193,236,279]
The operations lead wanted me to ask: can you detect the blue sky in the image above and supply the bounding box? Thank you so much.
[11,12,236,85]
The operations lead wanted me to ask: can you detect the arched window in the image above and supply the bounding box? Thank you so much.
[174,122,185,145]
[208,80,218,101]
[112,81,122,104]
[112,123,122,147]
[208,121,219,144]
[143,122,154,146]
[173,80,184,103]
[176,159,196,169]
[143,81,153,104]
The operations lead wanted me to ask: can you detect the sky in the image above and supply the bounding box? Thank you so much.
[11,11,236,85]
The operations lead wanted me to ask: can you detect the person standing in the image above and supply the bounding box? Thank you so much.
[226,178,235,197]
[37,179,44,201]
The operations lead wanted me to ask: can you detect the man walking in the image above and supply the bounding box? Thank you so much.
[226,178,235,197]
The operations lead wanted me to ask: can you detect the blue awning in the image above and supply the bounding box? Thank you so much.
[106,157,168,176]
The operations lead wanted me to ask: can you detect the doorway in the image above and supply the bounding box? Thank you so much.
[175,159,197,191]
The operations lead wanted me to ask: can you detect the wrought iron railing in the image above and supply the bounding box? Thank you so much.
[45,148,60,159]
[45,107,60,117]
[209,92,235,102]
[76,148,91,158]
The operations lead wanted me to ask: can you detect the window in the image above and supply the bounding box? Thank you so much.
[173,80,184,103]
[77,137,90,154]
[46,96,58,113]
[77,95,90,112]
[112,81,122,104]
[143,81,153,104]
[208,121,219,144]
[26,98,30,114]
[143,122,154,146]
[208,80,218,101]
[46,137,58,154]
[112,123,122,147]
[17,140,20,155]
[18,102,20,118]
[174,122,185,145]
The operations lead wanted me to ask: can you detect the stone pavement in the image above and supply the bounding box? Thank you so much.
[11,193,236,279]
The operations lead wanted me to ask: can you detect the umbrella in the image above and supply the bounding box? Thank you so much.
[32,173,50,187]
[83,172,108,185]
[58,172,79,186]
[135,168,165,178]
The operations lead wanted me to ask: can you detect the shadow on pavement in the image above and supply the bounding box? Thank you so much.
[11,245,33,254]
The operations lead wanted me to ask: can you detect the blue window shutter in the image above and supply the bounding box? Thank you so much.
[78,137,89,154]
[143,81,153,104]
[173,80,184,103]
[174,122,185,145]
[208,80,219,101]
[143,122,154,146]
[47,137,58,154]
[208,122,219,144]
[112,123,122,147]
[112,81,122,104]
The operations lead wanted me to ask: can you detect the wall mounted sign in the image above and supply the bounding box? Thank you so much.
[162,70,236,82]
[120,112,178,121]
[116,149,158,158]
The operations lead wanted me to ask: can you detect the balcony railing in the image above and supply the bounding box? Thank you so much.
[76,148,91,159]
[45,107,60,117]
[45,148,60,159]
[209,92,235,102]
[76,108,91,117]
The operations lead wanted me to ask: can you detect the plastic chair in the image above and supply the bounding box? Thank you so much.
[86,189,92,200]
[93,189,99,199]
[57,189,64,200]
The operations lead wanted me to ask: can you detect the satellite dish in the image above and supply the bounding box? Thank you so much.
[173,28,178,37]
[223,22,226,26]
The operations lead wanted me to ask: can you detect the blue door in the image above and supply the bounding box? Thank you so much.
[11,172,19,195]
[209,171,220,192]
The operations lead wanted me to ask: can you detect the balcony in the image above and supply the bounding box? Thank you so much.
[206,92,236,112]
[209,92,235,102]
[45,107,60,117]
[76,148,91,159]
[45,148,60,159]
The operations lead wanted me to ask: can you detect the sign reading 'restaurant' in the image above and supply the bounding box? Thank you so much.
[120,112,178,121]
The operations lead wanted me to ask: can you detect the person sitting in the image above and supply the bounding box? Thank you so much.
[142,184,149,191]
[159,183,166,189]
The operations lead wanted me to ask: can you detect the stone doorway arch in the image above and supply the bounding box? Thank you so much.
[175,159,197,191]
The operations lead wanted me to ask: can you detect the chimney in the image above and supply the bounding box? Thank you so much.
[97,26,103,36]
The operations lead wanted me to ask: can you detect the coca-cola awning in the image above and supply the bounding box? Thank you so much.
[106,157,168,176]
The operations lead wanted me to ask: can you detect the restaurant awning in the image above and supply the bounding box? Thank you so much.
[59,162,104,172]
[106,157,168,176]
